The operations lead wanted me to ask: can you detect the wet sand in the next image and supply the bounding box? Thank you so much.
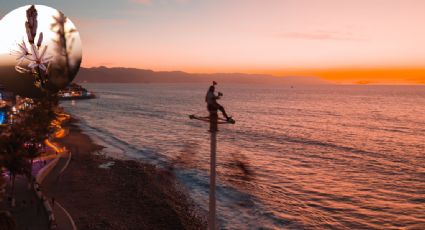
[42,119,206,230]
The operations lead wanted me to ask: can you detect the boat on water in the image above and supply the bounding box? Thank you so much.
[58,83,96,100]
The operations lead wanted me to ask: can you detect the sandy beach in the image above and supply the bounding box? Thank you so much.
[42,119,206,230]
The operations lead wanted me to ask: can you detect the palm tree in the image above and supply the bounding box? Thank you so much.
[1,151,30,207]
[23,141,41,189]
[0,126,31,207]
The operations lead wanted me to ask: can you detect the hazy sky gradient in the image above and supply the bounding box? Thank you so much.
[1,0,424,83]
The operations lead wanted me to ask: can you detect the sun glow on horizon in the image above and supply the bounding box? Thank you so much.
[2,1,424,84]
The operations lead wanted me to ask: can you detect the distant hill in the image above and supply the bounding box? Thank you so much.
[74,66,329,85]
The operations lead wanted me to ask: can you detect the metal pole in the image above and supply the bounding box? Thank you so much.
[209,130,217,230]
[209,111,218,230]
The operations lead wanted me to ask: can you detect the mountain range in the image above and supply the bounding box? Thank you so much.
[74,66,329,85]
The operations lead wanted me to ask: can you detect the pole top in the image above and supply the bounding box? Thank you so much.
[188,114,235,125]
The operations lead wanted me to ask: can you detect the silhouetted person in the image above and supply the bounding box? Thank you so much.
[205,81,232,121]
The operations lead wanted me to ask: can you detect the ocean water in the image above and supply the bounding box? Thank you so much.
[61,83,425,229]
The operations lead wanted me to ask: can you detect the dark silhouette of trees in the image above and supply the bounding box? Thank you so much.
[0,95,58,207]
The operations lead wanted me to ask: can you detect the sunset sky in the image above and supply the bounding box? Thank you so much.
[1,0,424,84]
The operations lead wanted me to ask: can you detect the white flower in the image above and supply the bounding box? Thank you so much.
[12,40,30,65]
[27,44,53,72]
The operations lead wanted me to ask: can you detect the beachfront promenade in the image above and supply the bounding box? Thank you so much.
[0,148,75,230]
[0,114,76,230]
[0,172,49,229]
[42,150,76,230]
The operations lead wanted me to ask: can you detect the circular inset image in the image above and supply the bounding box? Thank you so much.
[0,5,82,97]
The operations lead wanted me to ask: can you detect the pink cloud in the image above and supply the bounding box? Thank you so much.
[129,0,190,5]
[277,30,361,41]
[73,18,129,27]
[129,0,152,5]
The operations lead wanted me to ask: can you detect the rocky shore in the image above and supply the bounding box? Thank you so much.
[42,119,206,230]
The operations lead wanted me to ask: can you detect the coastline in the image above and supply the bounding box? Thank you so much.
[42,118,207,229]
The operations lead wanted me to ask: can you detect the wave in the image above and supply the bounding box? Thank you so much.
[70,113,287,229]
